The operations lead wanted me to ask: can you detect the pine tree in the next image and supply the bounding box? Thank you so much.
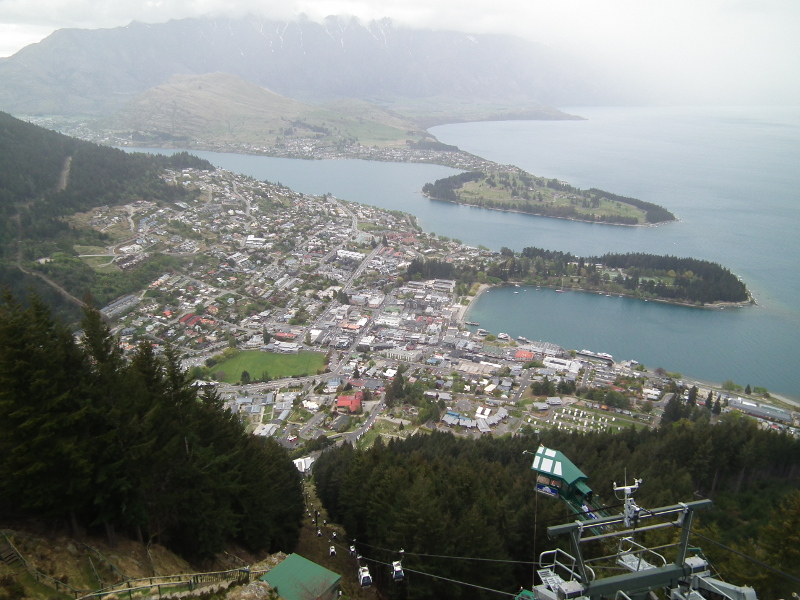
[0,294,305,558]
[688,385,698,406]
[0,293,92,529]
[81,304,148,542]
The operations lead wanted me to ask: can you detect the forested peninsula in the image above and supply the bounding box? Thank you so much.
[408,247,750,306]
[422,170,677,225]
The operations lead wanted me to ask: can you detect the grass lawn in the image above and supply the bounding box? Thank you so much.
[80,256,119,271]
[356,419,394,450]
[74,245,109,254]
[212,350,326,384]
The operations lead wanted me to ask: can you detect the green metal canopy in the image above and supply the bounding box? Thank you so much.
[260,553,341,600]
[531,445,587,486]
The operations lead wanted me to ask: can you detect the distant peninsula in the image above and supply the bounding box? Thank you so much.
[411,248,751,307]
[422,170,676,225]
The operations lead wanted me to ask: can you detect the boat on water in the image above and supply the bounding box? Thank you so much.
[465,321,479,326]
[497,332,510,340]
[578,349,614,362]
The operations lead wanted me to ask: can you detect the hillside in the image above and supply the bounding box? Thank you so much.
[0,15,625,117]
[313,423,800,599]
[93,72,434,149]
[0,297,304,562]
[0,111,213,317]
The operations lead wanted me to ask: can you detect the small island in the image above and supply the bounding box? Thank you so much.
[422,170,677,225]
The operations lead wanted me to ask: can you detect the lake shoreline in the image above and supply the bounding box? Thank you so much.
[461,282,754,324]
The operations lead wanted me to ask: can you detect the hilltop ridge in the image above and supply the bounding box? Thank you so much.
[0,15,629,117]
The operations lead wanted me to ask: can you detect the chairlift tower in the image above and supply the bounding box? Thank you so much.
[520,446,758,600]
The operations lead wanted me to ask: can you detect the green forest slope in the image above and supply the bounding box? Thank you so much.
[314,420,800,599]
[0,297,303,561]
[0,111,211,319]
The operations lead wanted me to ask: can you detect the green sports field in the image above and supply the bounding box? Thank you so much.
[212,350,326,383]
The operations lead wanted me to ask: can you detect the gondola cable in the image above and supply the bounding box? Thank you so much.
[356,551,519,598]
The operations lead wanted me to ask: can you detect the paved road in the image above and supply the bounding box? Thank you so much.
[344,398,385,445]
[300,410,328,439]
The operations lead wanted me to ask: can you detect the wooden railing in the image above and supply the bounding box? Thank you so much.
[77,567,271,600]
[1,532,86,597]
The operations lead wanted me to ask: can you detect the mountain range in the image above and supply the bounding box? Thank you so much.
[0,15,629,118]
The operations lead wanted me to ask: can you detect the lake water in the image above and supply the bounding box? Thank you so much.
[431,107,800,398]
[130,106,800,397]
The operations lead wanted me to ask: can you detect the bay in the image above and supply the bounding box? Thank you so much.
[431,106,800,399]
[128,107,800,397]
[466,286,782,394]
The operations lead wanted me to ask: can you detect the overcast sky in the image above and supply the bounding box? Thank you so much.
[1,0,798,104]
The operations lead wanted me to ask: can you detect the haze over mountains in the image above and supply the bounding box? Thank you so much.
[0,15,634,118]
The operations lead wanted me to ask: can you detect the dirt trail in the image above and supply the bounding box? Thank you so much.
[7,155,86,308]
[57,156,72,191]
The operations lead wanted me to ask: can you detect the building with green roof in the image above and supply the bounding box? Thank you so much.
[260,554,341,600]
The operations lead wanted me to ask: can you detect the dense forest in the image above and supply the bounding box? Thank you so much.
[0,112,212,318]
[0,294,303,560]
[421,171,676,225]
[313,418,800,599]
[421,171,484,201]
[594,252,749,303]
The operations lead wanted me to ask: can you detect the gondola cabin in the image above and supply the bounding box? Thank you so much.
[530,445,601,520]
[392,561,404,581]
[358,566,373,587]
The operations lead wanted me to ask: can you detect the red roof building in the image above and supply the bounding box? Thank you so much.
[337,391,363,413]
